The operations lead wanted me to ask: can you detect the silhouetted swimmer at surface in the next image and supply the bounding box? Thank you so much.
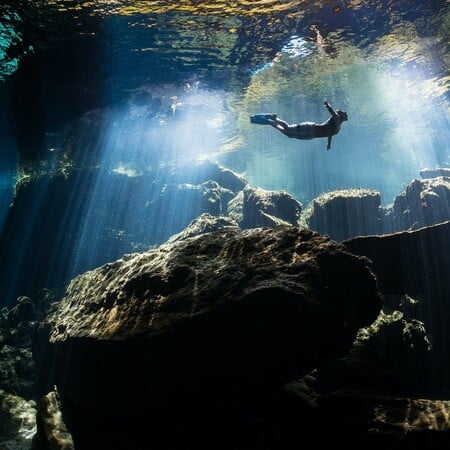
[250,101,348,150]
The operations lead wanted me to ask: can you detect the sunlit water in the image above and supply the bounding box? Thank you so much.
[0,0,449,301]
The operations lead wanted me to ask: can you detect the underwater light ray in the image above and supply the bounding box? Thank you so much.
[0,175,14,233]
[0,184,50,305]
[375,66,446,172]
[66,88,235,276]
[0,169,100,304]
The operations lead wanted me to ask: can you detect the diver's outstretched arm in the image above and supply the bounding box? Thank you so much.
[324,101,338,118]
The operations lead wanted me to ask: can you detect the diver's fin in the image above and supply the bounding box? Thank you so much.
[250,114,277,125]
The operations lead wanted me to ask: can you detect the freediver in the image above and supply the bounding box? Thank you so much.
[250,101,348,150]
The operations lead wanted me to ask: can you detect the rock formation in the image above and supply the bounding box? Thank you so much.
[166,212,239,243]
[0,389,36,449]
[33,226,382,449]
[300,171,450,239]
[0,296,36,398]
[344,221,450,396]
[229,185,302,228]
[383,176,450,232]
[287,307,450,449]
[35,388,74,450]
[274,221,450,449]
[300,189,382,241]
[344,221,450,302]
[1,159,449,449]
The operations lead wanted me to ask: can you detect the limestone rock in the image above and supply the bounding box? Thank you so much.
[37,388,74,450]
[343,221,450,299]
[284,306,450,449]
[318,391,450,449]
[0,297,37,398]
[318,310,432,396]
[0,389,36,449]
[39,227,380,344]
[344,221,450,395]
[34,226,382,449]
[300,189,382,241]
[166,213,239,243]
[385,177,450,231]
[228,185,302,228]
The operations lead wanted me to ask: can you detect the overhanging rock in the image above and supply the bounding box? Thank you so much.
[34,226,382,448]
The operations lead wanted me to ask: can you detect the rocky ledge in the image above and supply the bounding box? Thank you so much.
[34,226,381,449]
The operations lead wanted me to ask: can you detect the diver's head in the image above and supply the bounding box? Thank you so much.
[337,109,348,121]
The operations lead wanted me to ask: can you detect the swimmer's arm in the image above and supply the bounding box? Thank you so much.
[327,135,332,150]
[324,101,338,118]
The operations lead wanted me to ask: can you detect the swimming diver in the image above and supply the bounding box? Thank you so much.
[250,101,348,150]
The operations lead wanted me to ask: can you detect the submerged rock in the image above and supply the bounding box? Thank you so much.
[282,307,450,449]
[343,221,450,300]
[0,296,37,398]
[318,391,450,450]
[384,176,450,232]
[35,388,74,450]
[297,170,450,239]
[228,185,302,228]
[0,389,36,449]
[34,226,381,449]
[344,221,450,396]
[300,189,382,241]
[318,310,432,396]
[166,212,239,243]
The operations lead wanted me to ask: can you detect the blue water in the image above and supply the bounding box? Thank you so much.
[65,0,448,206]
[0,0,449,302]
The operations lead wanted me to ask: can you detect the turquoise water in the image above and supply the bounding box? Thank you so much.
[0,0,449,300]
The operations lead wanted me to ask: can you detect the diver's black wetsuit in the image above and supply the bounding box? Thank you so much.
[268,101,348,150]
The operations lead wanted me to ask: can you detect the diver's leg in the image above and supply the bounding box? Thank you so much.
[268,118,289,131]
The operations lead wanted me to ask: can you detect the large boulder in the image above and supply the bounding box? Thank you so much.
[228,185,302,228]
[344,221,450,395]
[384,176,450,232]
[34,226,382,449]
[300,189,382,241]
